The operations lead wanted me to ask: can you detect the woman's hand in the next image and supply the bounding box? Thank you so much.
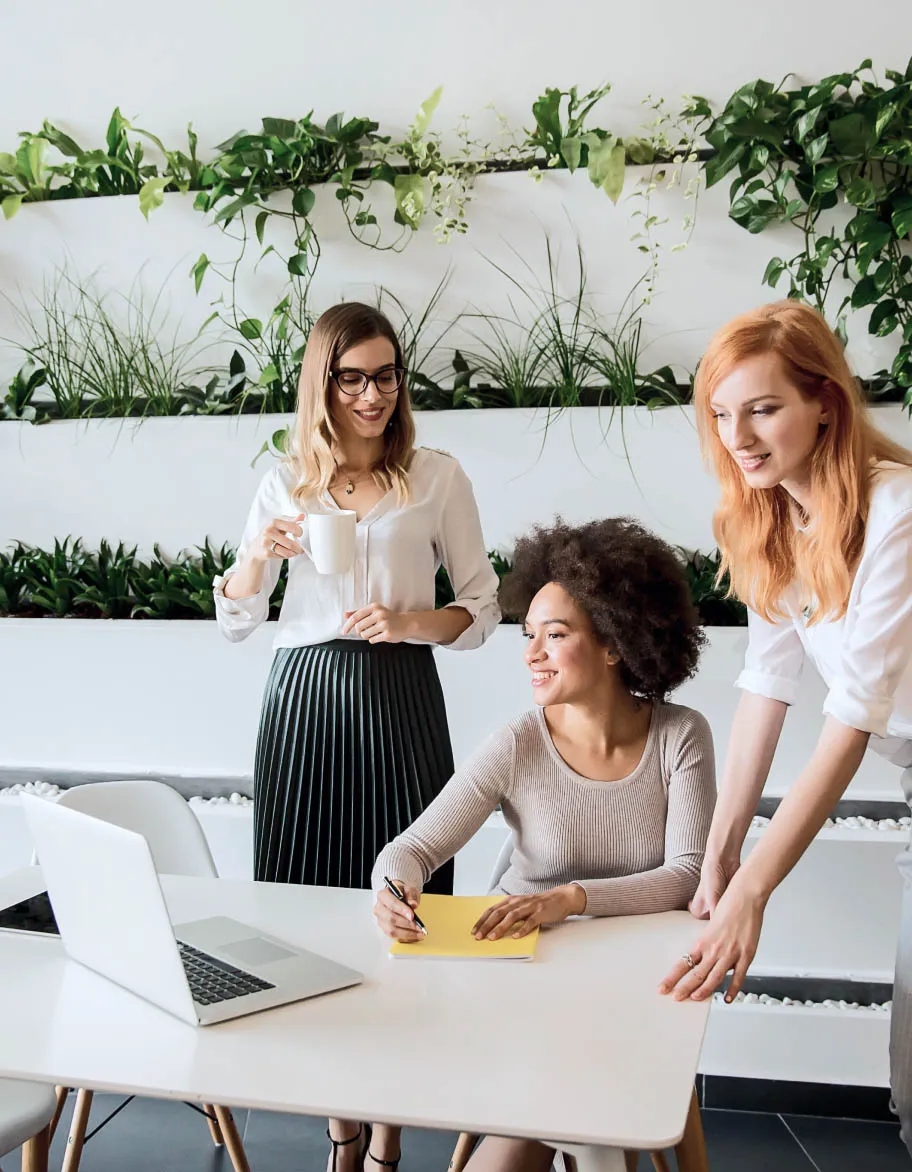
[373,882,423,942]
[342,604,414,644]
[471,885,587,941]
[689,855,739,920]
[251,514,305,563]
[659,879,767,1002]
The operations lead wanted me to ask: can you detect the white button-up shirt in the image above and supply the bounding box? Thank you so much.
[213,447,501,652]
[737,462,912,766]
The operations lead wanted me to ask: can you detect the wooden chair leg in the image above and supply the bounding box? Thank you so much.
[448,1132,479,1171]
[47,1087,69,1145]
[650,1152,672,1172]
[20,1125,50,1172]
[201,1103,224,1146]
[673,1089,709,1172]
[212,1105,251,1172]
[61,1088,93,1172]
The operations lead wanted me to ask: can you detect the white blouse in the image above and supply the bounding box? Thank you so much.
[213,447,501,652]
[737,462,912,766]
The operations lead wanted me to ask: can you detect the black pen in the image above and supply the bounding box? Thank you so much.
[383,876,428,935]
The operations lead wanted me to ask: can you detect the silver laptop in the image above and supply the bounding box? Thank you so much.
[21,795,363,1026]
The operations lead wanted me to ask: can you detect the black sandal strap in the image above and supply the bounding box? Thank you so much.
[366,1153,401,1169]
[326,1125,363,1147]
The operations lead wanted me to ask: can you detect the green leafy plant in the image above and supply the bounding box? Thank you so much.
[1,362,47,421]
[704,58,912,400]
[12,538,92,617]
[680,548,747,627]
[130,542,235,619]
[0,540,744,626]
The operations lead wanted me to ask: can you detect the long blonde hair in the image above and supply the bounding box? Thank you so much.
[287,302,416,506]
[694,300,912,622]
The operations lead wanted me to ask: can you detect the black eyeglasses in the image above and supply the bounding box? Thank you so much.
[331,367,406,397]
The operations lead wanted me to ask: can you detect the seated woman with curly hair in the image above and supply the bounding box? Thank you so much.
[370,518,717,1172]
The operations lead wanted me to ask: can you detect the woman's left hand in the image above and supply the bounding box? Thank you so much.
[342,604,413,644]
[658,880,767,1002]
[471,884,587,940]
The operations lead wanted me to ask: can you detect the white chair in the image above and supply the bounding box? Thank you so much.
[0,1079,62,1172]
[448,835,705,1172]
[38,781,250,1172]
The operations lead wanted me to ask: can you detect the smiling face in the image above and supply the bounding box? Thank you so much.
[710,352,827,501]
[523,581,619,706]
[329,334,400,446]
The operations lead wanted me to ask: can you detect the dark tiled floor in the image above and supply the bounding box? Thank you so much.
[6,1093,912,1171]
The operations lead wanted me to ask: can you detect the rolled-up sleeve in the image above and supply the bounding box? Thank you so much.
[736,605,806,705]
[823,509,912,736]
[213,468,283,643]
[435,460,501,651]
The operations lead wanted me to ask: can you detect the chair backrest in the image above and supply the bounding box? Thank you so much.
[488,832,514,890]
[52,780,217,878]
[0,1077,58,1157]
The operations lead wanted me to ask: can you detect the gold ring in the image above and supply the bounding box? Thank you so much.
[270,539,279,554]
[682,952,697,970]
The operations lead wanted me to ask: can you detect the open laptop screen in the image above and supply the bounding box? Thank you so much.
[0,890,59,935]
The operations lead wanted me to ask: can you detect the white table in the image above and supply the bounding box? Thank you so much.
[0,867,711,1171]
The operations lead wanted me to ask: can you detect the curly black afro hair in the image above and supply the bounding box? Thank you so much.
[498,517,706,703]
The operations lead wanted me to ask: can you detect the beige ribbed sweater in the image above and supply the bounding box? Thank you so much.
[372,703,717,917]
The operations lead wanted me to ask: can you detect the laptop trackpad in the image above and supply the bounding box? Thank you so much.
[220,937,297,967]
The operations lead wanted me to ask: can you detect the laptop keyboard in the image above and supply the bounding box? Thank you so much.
[178,941,276,1006]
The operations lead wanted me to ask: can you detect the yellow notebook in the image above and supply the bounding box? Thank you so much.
[389,894,539,960]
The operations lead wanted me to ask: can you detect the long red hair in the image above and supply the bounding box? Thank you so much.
[694,301,911,622]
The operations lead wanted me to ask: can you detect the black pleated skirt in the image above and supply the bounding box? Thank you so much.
[253,639,455,892]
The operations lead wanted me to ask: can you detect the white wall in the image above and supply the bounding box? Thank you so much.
[1,1,909,387]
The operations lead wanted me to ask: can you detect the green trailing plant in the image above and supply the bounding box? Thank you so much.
[211,289,315,417]
[0,540,744,625]
[704,58,912,400]
[1,86,703,285]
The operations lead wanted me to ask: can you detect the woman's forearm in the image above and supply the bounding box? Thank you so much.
[734,718,870,903]
[706,692,788,867]
[403,605,473,646]
[223,554,269,600]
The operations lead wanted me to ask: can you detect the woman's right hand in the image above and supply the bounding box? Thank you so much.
[689,856,739,920]
[373,883,423,942]
[251,514,305,563]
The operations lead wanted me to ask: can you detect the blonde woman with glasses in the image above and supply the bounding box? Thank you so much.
[213,301,499,1171]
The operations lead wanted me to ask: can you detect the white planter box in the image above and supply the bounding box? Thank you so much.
[0,407,719,555]
[3,405,910,558]
[699,1000,892,1086]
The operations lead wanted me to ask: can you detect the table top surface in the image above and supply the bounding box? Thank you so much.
[0,866,710,1150]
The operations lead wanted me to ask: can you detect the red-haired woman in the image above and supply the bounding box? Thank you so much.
[660,300,912,1153]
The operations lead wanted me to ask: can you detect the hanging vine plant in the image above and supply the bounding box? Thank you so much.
[0,85,705,275]
[703,58,912,402]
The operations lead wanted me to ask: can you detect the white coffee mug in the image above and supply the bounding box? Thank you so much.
[308,510,357,575]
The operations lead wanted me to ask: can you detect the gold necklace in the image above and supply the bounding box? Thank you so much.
[335,464,374,495]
